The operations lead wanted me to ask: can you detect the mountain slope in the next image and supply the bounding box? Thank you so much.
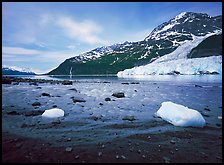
[48,12,222,75]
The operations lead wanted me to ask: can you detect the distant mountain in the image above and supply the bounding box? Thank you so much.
[48,12,222,75]
[2,66,36,75]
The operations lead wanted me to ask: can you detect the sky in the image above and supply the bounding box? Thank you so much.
[2,2,222,74]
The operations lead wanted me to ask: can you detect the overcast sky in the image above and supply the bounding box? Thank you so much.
[2,2,222,74]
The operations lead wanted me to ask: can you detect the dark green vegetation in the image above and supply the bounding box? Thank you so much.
[188,34,222,58]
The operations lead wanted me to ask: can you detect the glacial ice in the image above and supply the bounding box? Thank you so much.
[42,108,64,118]
[155,101,206,127]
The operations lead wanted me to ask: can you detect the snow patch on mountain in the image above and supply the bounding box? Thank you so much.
[2,65,36,74]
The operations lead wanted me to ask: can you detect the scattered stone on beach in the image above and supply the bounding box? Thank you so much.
[121,82,129,85]
[98,151,103,157]
[7,111,20,115]
[195,84,203,88]
[170,140,176,144]
[65,147,73,152]
[52,105,57,108]
[121,155,126,159]
[42,93,50,97]
[69,88,78,92]
[24,110,45,116]
[201,112,210,117]
[163,156,171,163]
[62,80,73,85]
[52,118,61,125]
[218,116,222,120]
[36,87,42,89]
[105,98,111,101]
[20,124,28,128]
[2,77,12,84]
[29,82,38,86]
[16,142,23,149]
[72,97,86,103]
[137,149,141,154]
[204,107,211,111]
[75,155,80,159]
[130,82,140,84]
[32,102,41,106]
[99,103,103,106]
[112,92,125,98]
[12,82,19,85]
[115,155,120,159]
[66,138,71,141]
[122,115,136,121]
[216,123,221,127]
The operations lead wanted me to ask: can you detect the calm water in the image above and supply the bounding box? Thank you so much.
[6,74,222,84]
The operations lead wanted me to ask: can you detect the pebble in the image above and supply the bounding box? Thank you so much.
[98,151,103,157]
[218,116,222,120]
[170,140,176,144]
[65,147,73,152]
[142,155,146,158]
[137,149,141,154]
[115,155,119,159]
[75,155,79,159]
[121,155,126,159]
[147,135,151,139]
[163,156,171,163]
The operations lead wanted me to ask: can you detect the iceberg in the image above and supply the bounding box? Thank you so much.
[42,108,64,118]
[156,101,205,127]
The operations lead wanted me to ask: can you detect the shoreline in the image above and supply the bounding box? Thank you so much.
[2,76,222,163]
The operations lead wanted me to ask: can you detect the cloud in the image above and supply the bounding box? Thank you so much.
[57,16,108,45]
[2,46,74,63]
[2,46,41,55]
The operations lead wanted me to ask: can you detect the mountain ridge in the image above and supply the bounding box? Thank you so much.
[48,12,222,75]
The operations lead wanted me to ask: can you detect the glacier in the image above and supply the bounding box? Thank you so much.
[117,33,222,77]
[155,101,206,127]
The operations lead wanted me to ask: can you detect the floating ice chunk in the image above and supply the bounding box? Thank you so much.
[156,101,205,127]
[42,108,64,118]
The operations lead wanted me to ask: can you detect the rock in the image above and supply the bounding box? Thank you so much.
[142,155,146,158]
[67,138,72,141]
[72,97,86,103]
[24,110,45,116]
[29,82,38,86]
[195,84,203,88]
[99,103,103,106]
[98,151,103,157]
[170,140,176,144]
[218,116,222,120]
[12,82,19,85]
[130,82,140,84]
[121,155,126,159]
[16,142,23,149]
[21,124,28,128]
[122,115,136,121]
[105,98,111,101]
[52,118,61,125]
[163,156,171,163]
[121,82,129,85]
[65,147,73,152]
[52,105,57,108]
[32,102,41,106]
[42,93,50,97]
[115,155,120,159]
[36,87,42,89]
[112,92,125,98]
[69,88,78,92]
[202,113,209,117]
[2,77,12,84]
[7,111,20,115]
[62,80,73,85]
[216,123,221,127]
[204,107,211,111]
[75,155,79,159]
[137,149,141,154]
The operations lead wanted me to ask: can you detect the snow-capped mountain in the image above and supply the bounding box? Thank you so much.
[2,65,36,75]
[48,12,222,75]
